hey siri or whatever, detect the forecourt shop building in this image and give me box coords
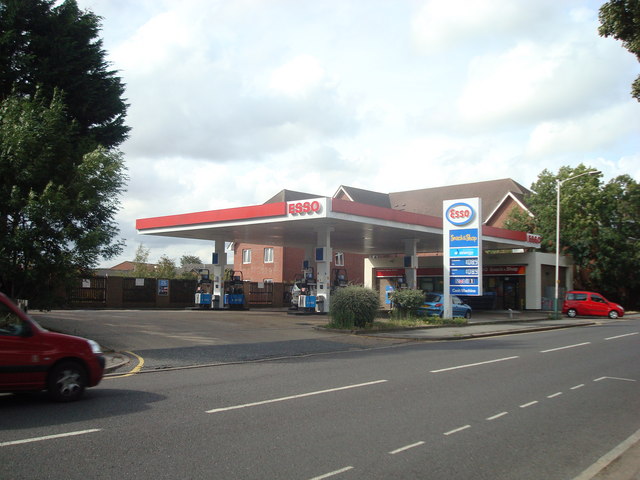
[136,179,571,312]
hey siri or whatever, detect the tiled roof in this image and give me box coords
[334,185,392,208]
[388,178,531,222]
[264,189,323,204]
[263,179,531,223]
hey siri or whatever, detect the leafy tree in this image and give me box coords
[130,244,153,278]
[180,255,203,267]
[599,0,640,102]
[505,165,640,307]
[0,91,126,303]
[0,0,128,305]
[178,255,203,279]
[156,255,177,279]
[0,0,129,147]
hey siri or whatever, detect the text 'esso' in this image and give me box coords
[446,203,475,226]
[288,201,322,215]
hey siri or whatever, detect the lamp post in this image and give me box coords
[554,170,599,319]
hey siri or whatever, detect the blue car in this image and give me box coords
[417,293,472,319]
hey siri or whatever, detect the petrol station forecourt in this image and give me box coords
[135,190,563,313]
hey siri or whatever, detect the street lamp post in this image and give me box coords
[553,170,599,320]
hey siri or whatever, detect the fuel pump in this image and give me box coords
[223,270,246,309]
[297,265,317,313]
[331,268,348,292]
[194,269,213,309]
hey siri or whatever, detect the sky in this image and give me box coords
[74,0,640,268]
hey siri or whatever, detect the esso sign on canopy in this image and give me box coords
[287,199,323,216]
[446,202,475,226]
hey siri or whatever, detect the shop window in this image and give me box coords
[264,247,274,263]
[334,251,344,266]
[242,249,251,264]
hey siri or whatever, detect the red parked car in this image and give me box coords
[0,292,105,401]
[562,291,625,319]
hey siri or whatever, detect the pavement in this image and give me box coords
[99,309,640,480]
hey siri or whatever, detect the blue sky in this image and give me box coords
[76,0,640,267]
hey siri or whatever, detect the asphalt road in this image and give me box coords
[29,309,414,370]
[1,311,638,479]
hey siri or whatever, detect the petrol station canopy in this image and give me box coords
[136,196,542,254]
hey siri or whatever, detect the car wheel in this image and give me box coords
[567,309,577,318]
[47,361,87,402]
[464,311,471,319]
[608,310,619,319]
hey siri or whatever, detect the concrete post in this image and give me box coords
[403,238,418,290]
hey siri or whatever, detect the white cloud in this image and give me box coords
[526,103,640,158]
[411,0,556,54]
[269,55,328,97]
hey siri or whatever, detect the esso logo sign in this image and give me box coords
[527,233,542,244]
[288,200,322,216]
[446,203,475,226]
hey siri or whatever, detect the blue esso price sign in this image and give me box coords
[443,198,482,299]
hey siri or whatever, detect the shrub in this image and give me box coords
[390,289,425,318]
[329,286,380,328]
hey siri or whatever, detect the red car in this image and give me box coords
[562,290,625,319]
[0,292,105,401]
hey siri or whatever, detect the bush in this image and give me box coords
[329,286,380,329]
[390,289,425,318]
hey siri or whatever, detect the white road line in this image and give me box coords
[444,425,471,436]
[571,384,585,390]
[605,332,639,341]
[430,356,519,373]
[486,412,509,421]
[206,380,388,414]
[389,441,425,455]
[308,466,354,480]
[594,376,637,383]
[520,401,539,408]
[573,428,640,480]
[0,429,101,447]
[547,392,563,399]
[540,342,591,353]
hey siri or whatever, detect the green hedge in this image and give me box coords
[329,286,379,328]
[390,289,425,318]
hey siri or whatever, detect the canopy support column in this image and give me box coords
[403,238,418,290]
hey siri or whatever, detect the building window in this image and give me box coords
[242,249,251,264]
[334,251,344,266]
[264,247,274,263]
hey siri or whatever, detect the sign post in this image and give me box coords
[443,198,482,318]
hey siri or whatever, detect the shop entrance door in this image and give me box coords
[502,277,519,310]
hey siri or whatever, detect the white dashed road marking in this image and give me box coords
[540,342,591,353]
[206,380,388,414]
[0,429,101,447]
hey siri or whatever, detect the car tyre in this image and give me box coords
[567,309,577,318]
[47,361,87,402]
[464,311,471,319]
[608,310,619,319]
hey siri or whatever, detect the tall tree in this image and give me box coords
[0,0,129,147]
[505,165,640,307]
[599,0,640,102]
[0,91,127,303]
[180,255,204,267]
[130,244,153,279]
[0,0,129,305]
[156,255,177,279]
